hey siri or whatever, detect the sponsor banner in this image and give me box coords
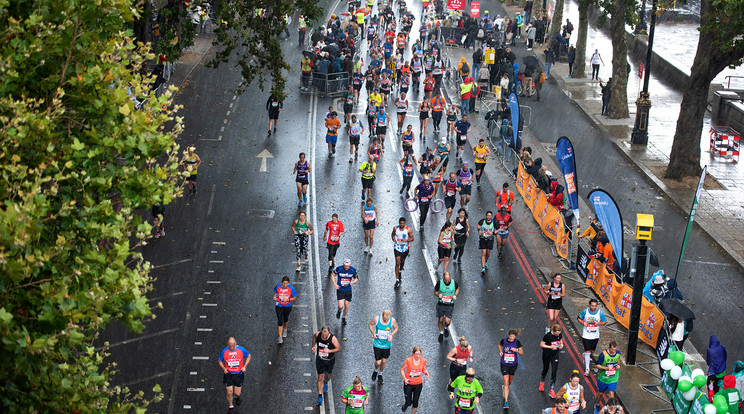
[556,136,580,220]
[515,163,568,259]
[509,93,519,147]
[588,189,623,264]
[470,1,480,17]
[447,0,466,11]
[576,245,590,281]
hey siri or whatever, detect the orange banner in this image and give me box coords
[584,258,665,347]
[515,163,568,259]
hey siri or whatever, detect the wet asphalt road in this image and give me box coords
[101,1,743,414]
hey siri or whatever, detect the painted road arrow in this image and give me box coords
[256,149,274,173]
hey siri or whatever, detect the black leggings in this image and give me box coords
[403,383,423,408]
[453,235,467,259]
[401,175,414,193]
[327,243,339,262]
[541,352,559,386]
[419,203,430,227]
[432,111,443,129]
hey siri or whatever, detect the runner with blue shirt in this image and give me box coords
[218,337,251,413]
[369,310,399,385]
[578,299,608,376]
[274,276,298,344]
[333,259,359,325]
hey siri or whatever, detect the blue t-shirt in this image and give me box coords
[455,120,471,136]
[218,345,249,373]
[274,284,297,307]
[334,266,358,291]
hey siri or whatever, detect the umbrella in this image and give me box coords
[302,50,317,59]
[659,298,695,321]
[522,55,539,70]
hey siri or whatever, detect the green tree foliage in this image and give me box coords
[666,0,744,179]
[209,0,323,98]
[0,0,182,411]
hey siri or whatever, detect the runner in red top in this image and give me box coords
[323,213,345,275]
[218,337,251,412]
[494,206,513,259]
[495,182,515,213]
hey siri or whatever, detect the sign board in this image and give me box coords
[576,245,590,281]
[447,0,465,11]
[639,62,644,79]
[470,1,480,17]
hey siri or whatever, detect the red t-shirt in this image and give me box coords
[326,221,345,245]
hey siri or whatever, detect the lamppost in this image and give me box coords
[630,0,657,146]
[634,0,648,34]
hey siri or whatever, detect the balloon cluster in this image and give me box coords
[659,351,730,413]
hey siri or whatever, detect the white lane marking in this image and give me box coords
[119,371,172,387]
[183,405,191,409]
[96,327,180,350]
[294,389,312,393]
[294,357,312,361]
[257,149,274,173]
[190,372,197,375]
[187,388,205,392]
[207,183,217,216]
[293,304,309,307]
[147,290,186,302]
[194,342,202,345]
[209,260,224,264]
[229,103,234,109]
[207,280,221,284]
[201,303,217,307]
[203,291,211,294]
[212,242,226,245]
[196,328,212,332]
[152,258,193,269]
[683,259,735,267]
[198,315,207,319]
[191,356,209,360]
[210,251,218,253]
[226,110,231,116]
[387,128,397,154]
[208,270,215,273]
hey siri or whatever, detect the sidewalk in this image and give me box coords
[168,32,216,93]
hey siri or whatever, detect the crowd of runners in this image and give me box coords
[215,0,625,413]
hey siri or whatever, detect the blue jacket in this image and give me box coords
[707,335,727,376]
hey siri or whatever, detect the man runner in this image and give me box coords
[333,259,359,325]
[325,111,341,156]
[349,115,364,162]
[577,298,607,376]
[453,114,471,162]
[392,217,414,288]
[218,337,251,414]
[495,182,515,213]
[594,341,621,414]
[414,177,436,228]
[359,154,377,201]
[312,326,341,406]
[324,213,345,276]
[494,205,513,259]
[443,172,461,222]
[472,139,491,187]
[369,309,399,385]
[457,162,474,209]
[435,271,459,342]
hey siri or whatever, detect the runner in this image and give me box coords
[401,124,415,155]
[362,198,379,254]
[495,205,513,259]
[472,138,491,187]
[446,105,458,141]
[343,85,355,125]
[437,221,456,272]
[399,151,417,197]
[544,273,565,332]
[368,137,383,163]
[379,71,392,106]
[312,326,341,406]
[325,111,341,157]
[452,208,470,264]
[414,176,436,228]
[418,99,431,139]
[395,92,409,135]
[457,162,474,209]
[359,154,377,200]
[448,367,484,414]
[324,213,345,275]
[291,212,314,271]
[454,114,471,163]
[577,298,607,376]
[436,136,451,171]
[292,152,311,206]
[431,156,444,194]
[151,203,166,239]
[556,371,587,413]
[392,217,414,288]
[542,397,569,414]
[435,271,459,342]
[400,346,430,413]
[594,341,621,414]
[424,72,436,100]
[274,276,298,344]
[443,172,461,222]
[418,147,435,179]
[349,115,365,163]
[499,329,524,409]
[495,182,515,213]
[366,102,379,138]
[446,337,474,385]
[539,324,565,397]
[218,337,251,414]
[266,94,283,135]
[341,376,370,413]
[333,259,359,325]
[352,67,364,103]
[183,146,201,196]
[411,54,423,94]
[477,211,495,273]
[598,398,624,414]
[375,105,390,148]
[369,309,399,385]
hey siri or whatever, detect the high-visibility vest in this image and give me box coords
[301,58,312,72]
[460,82,473,98]
[299,17,306,29]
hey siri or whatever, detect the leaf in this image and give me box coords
[119,104,131,116]
[0,308,13,323]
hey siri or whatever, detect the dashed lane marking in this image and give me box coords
[187,388,205,392]
[96,327,180,351]
[209,260,224,264]
[191,356,209,360]
[207,280,221,284]
[201,303,217,307]
[153,258,193,269]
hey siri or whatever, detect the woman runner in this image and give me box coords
[341,376,370,414]
[446,337,474,385]
[446,105,458,141]
[499,329,524,409]
[452,208,470,264]
[539,325,565,397]
[556,371,587,413]
[437,221,456,272]
[292,152,312,206]
[399,151,417,196]
[418,100,431,139]
[395,92,409,135]
[291,212,314,271]
[400,346,429,413]
[544,273,566,332]
[361,198,379,254]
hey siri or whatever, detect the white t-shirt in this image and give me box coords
[591,53,602,65]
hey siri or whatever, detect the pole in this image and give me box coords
[630,0,657,145]
[627,240,648,365]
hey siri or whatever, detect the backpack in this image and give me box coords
[539,72,546,83]
[568,22,574,32]
[517,71,523,82]
[461,62,469,74]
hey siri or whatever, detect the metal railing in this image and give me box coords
[300,71,350,97]
[725,75,744,89]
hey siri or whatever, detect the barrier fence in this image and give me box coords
[300,71,350,97]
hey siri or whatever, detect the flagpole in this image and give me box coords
[673,166,706,281]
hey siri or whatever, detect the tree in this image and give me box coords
[209,0,322,98]
[549,0,566,38]
[572,0,596,79]
[607,0,631,118]
[0,0,182,411]
[666,0,744,179]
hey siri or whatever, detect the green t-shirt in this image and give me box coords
[342,385,368,414]
[450,376,483,411]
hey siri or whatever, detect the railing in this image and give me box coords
[300,71,350,97]
[725,75,744,89]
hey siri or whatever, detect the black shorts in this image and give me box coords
[437,246,452,259]
[456,135,467,146]
[363,220,376,230]
[350,134,360,146]
[444,196,457,209]
[475,162,486,172]
[479,238,494,250]
[436,302,454,318]
[344,103,354,114]
[376,126,387,136]
[187,174,197,182]
[402,144,412,154]
[582,338,599,352]
[394,249,409,258]
[366,81,374,90]
[223,372,245,387]
[547,298,563,310]
[275,306,292,326]
[354,83,362,91]
[269,111,279,120]
[460,185,472,196]
[449,362,467,382]
[362,177,375,189]
[296,177,309,185]
[441,156,450,168]
[316,357,335,374]
[419,112,429,120]
[336,289,353,302]
[447,115,457,122]
[500,363,518,376]
[373,346,391,360]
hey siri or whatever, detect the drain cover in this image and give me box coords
[247,209,275,218]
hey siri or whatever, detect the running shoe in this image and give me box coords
[303,194,307,202]
[401,403,408,412]
[298,200,303,207]
[362,192,366,200]
[277,337,283,344]
[584,369,590,377]
[484,262,488,269]
[160,229,165,237]
[394,280,400,288]
[594,405,600,414]
[273,127,276,133]
[154,232,160,239]
[342,317,347,325]
[235,396,241,406]
[336,308,342,319]
[438,333,444,342]
[457,258,462,264]
[504,401,509,409]
[332,147,336,154]
[377,374,383,384]
[316,396,323,406]
[323,383,328,393]
[372,371,378,381]
[549,389,556,398]
[296,265,301,272]
[227,407,234,414]
[481,267,485,273]
[282,329,288,338]
[268,130,272,135]
[364,246,369,253]
[444,327,450,337]
[539,381,544,391]
[349,157,353,163]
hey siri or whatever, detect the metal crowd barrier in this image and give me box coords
[300,71,350,97]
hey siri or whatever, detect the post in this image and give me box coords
[627,240,648,365]
[630,0,657,146]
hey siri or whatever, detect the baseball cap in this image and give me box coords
[343,259,351,265]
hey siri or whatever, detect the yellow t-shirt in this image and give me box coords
[474,145,488,164]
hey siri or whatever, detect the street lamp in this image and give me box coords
[630,0,657,146]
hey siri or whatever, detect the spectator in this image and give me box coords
[537,166,551,194]
[544,46,555,78]
[707,335,728,397]
[527,157,543,180]
[547,181,564,208]
[500,73,510,97]
[526,24,536,50]
[472,47,483,85]
[600,77,612,115]
[567,46,576,77]
[523,0,534,25]
[642,270,669,304]
[458,57,471,82]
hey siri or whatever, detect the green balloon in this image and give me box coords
[713,395,728,414]
[693,375,706,389]
[678,379,693,392]
[670,351,685,366]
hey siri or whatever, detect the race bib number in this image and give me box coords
[569,401,580,411]
[377,329,391,340]
[409,369,421,378]
[447,190,455,196]
[551,340,562,348]
[606,365,616,376]
[319,349,329,358]
[340,279,350,286]
[331,235,339,242]
[278,295,290,303]
[227,360,239,368]
[456,358,467,366]
[458,397,472,408]
[587,322,597,332]
[349,395,364,408]
[441,295,453,304]
[503,352,515,364]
